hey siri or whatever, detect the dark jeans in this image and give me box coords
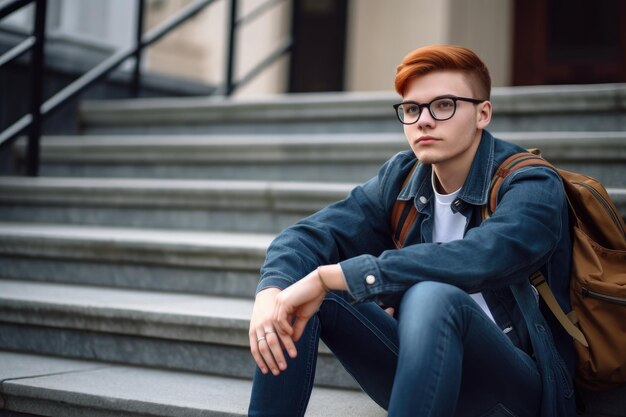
[248,281,541,417]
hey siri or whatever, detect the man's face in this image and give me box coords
[401,71,490,167]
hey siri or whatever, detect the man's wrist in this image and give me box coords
[316,264,348,291]
[316,267,331,292]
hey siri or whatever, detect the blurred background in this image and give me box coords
[0,1,624,416]
[2,0,625,97]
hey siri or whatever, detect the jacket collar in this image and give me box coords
[397,130,496,211]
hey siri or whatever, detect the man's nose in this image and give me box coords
[417,106,435,127]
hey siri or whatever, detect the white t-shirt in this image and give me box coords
[431,172,496,323]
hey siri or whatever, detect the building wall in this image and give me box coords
[143,0,512,96]
[143,0,290,96]
[345,0,450,93]
[1,0,511,96]
[447,0,513,89]
[143,0,226,88]
[344,0,513,93]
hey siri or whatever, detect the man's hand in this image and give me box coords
[249,287,292,376]
[272,270,328,349]
[249,265,346,376]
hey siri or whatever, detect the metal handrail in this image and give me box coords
[225,0,292,95]
[0,0,45,176]
[0,0,32,19]
[0,34,34,67]
[0,0,293,176]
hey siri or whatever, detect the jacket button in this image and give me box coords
[365,275,376,285]
[419,196,427,204]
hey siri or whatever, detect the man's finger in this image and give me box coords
[291,317,309,342]
[273,306,294,336]
[264,330,287,371]
[249,332,269,374]
[277,330,298,359]
[256,329,280,376]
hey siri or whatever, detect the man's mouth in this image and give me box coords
[416,136,440,145]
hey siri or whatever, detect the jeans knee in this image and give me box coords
[400,281,468,318]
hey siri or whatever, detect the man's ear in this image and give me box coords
[476,100,492,129]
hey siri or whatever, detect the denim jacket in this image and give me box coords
[258,130,576,417]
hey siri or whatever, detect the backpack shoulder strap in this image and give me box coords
[391,161,419,248]
[484,150,589,347]
[482,150,554,220]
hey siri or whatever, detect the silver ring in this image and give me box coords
[264,328,275,334]
[257,336,266,342]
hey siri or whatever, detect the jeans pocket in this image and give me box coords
[478,403,518,417]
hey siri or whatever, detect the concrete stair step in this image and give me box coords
[21,133,406,182]
[77,84,626,134]
[0,222,269,297]
[1,178,624,231]
[0,177,352,233]
[0,279,356,389]
[12,131,626,185]
[0,351,384,416]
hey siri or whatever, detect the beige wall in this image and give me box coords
[144,0,513,96]
[345,0,451,93]
[144,0,225,85]
[345,0,513,93]
[144,0,290,96]
[234,0,291,96]
[448,0,513,88]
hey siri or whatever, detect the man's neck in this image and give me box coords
[432,132,482,194]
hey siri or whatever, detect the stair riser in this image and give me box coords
[3,397,144,417]
[1,190,624,233]
[0,406,40,417]
[0,323,358,390]
[0,256,259,298]
[82,114,626,135]
[37,162,388,183]
[79,83,626,136]
[3,394,241,417]
[0,207,307,234]
[33,160,626,186]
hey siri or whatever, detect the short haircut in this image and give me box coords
[395,45,491,100]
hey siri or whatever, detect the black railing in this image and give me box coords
[0,0,293,176]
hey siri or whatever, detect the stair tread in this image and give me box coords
[0,176,357,191]
[78,83,626,121]
[0,278,252,346]
[0,350,385,417]
[1,175,624,194]
[0,222,274,249]
[25,130,626,145]
[0,278,253,319]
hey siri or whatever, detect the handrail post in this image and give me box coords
[131,0,145,97]
[224,0,237,96]
[27,0,47,177]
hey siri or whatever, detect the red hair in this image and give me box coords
[395,45,491,99]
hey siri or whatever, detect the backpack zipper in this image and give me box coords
[582,287,626,306]
[573,181,626,235]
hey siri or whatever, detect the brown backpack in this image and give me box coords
[391,150,626,391]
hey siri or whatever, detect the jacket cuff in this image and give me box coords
[339,254,383,301]
[256,276,294,294]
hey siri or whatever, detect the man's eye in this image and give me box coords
[405,104,420,114]
[435,100,454,110]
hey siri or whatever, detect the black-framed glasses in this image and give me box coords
[392,95,485,125]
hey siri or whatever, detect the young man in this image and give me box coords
[248,45,576,417]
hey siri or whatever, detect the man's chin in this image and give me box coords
[412,151,439,164]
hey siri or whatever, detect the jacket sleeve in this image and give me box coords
[256,152,414,294]
[340,165,568,301]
